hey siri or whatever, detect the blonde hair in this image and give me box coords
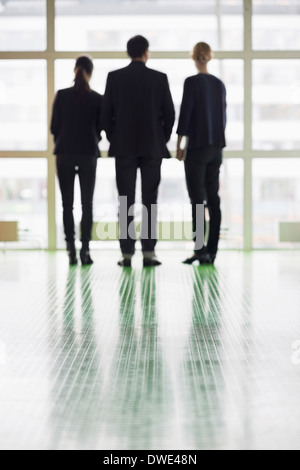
[192,42,213,64]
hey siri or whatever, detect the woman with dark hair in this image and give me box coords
[51,56,103,266]
[177,42,227,266]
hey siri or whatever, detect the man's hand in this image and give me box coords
[176,148,185,161]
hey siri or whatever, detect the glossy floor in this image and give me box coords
[0,251,300,450]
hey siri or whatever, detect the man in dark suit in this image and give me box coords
[103,35,175,268]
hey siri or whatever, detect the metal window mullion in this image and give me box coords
[243,0,253,251]
[46,0,56,250]
[2,51,300,60]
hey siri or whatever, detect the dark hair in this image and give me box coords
[74,56,94,93]
[127,35,149,59]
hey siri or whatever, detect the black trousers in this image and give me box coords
[185,146,222,256]
[56,155,97,244]
[115,156,162,256]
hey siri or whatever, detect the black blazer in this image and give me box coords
[51,87,103,158]
[103,61,175,159]
[177,74,227,150]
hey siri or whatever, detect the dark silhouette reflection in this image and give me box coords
[45,261,255,450]
[102,268,166,450]
[181,266,225,449]
[238,255,254,449]
[48,267,102,450]
[182,263,256,450]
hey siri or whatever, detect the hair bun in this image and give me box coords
[192,42,212,64]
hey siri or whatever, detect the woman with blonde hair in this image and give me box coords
[177,42,227,265]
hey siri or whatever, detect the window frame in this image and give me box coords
[0,0,299,250]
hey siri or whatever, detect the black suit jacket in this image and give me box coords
[177,74,227,150]
[51,87,103,158]
[103,61,175,159]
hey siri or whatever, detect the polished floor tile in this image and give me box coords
[0,250,300,450]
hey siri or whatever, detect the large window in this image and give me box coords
[253,0,300,50]
[253,60,300,150]
[0,0,299,250]
[253,159,300,248]
[55,0,244,51]
[0,60,47,151]
[0,0,46,51]
[0,159,47,248]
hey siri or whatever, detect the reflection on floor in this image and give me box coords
[0,251,300,450]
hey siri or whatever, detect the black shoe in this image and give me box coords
[199,253,216,265]
[67,242,78,266]
[209,253,216,265]
[143,257,162,268]
[183,254,199,265]
[183,252,215,266]
[80,248,94,266]
[118,259,132,268]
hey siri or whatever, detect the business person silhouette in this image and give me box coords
[104,268,166,449]
[103,36,175,268]
[48,267,102,449]
[51,56,103,266]
[177,42,227,266]
[182,265,223,449]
